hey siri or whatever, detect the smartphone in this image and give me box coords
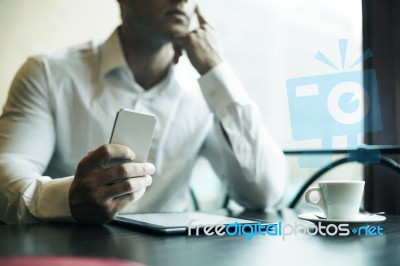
[108,108,157,164]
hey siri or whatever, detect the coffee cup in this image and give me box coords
[304,180,365,220]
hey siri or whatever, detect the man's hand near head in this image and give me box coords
[173,6,223,75]
[69,144,155,225]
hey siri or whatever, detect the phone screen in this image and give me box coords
[108,108,157,164]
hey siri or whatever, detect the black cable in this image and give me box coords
[189,187,200,211]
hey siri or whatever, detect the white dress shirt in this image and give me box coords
[0,29,286,224]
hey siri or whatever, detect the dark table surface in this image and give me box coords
[0,209,399,266]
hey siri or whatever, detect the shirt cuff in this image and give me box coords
[36,176,75,222]
[198,62,251,118]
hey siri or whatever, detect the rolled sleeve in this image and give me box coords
[198,62,251,118]
[30,176,75,222]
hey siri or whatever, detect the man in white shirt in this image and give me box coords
[0,0,286,224]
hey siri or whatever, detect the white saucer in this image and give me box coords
[297,212,386,224]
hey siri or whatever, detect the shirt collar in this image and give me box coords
[141,66,176,99]
[99,28,128,77]
[99,28,180,98]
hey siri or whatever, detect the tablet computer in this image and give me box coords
[113,212,267,235]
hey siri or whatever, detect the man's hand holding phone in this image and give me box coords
[69,144,155,225]
[69,109,157,225]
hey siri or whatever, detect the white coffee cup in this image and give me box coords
[304,180,365,220]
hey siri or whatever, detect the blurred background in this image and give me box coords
[0,0,364,211]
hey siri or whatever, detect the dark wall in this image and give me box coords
[363,0,400,213]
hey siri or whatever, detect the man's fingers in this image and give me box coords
[99,162,155,184]
[111,188,147,213]
[81,144,135,169]
[196,5,208,26]
[102,175,152,200]
[116,188,147,206]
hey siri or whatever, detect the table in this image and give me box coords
[0,209,399,266]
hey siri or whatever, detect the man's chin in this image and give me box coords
[164,24,191,36]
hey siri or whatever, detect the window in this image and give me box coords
[192,0,363,209]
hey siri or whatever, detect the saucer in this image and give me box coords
[297,212,386,224]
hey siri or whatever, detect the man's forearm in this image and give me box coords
[198,62,287,208]
[0,158,75,224]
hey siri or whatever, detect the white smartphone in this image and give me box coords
[108,108,157,164]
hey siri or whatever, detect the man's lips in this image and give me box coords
[165,9,188,21]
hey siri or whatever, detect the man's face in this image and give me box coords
[121,0,197,37]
